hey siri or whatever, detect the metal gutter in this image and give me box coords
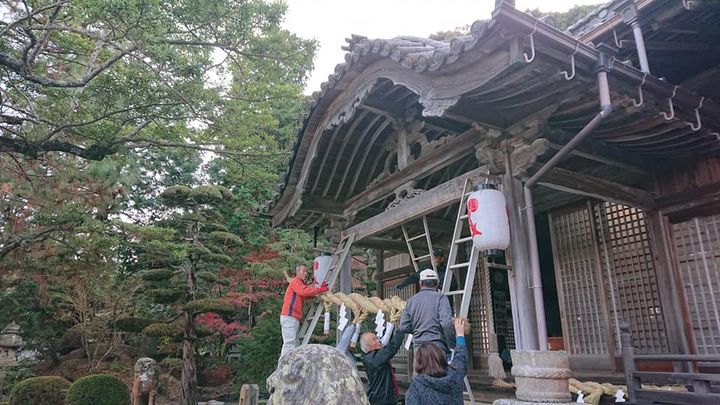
[520,41,615,350]
[492,2,716,117]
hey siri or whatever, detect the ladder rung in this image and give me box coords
[445,290,465,296]
[449,262,470,269]
[407,233,427,242]
[414,254,432,261]
[459,214,468,220]
[454,236,472,244]
[487,263,512,270]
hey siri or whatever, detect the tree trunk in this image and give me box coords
[181,218,200,405]
[180,310,197,405]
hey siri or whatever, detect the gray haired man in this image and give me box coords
[399,269,455,356]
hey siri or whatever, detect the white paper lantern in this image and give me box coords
[313,253,333,288]
[466,184,510,252]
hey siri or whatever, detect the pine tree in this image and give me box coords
[135,185,241,405]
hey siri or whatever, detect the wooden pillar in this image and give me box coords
[375,249,385,298]
[620,323,640,403]
[337,250,353,343]
[503,154,539,350]
[645,211,692,357]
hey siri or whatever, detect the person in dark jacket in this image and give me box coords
[405,318,468,405]
[396,249,458,310]
[399,269,455,356]
[359,328,405,405]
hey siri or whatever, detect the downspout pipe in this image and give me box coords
[522,44,614,350]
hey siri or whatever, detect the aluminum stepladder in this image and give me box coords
[298,232,356,346]
[401,216,438,274]
[443,178,478,404]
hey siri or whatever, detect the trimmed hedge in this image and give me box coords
[9,376,70,405]
[65,374,130,405]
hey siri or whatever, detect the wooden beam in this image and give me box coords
[303,197,344,215]
[538,167,655,210]
[618,40,709,52]
[355,237,408,252]
[548,143,645,175]
[651,21,720,36]
[344,126,493,215]
[346,166,491,241]
[655,181,720,215]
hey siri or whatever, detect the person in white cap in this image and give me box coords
[399,268,455,357]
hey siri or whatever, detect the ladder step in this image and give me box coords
[449,262,470,269]
[454,236,473,244]
[487,263,512,270]
[459,214,468,220]
[445,290,465,296]
[407,233,427,242]
[414,254,432,261]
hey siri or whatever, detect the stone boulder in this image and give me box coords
[266,344,368,405]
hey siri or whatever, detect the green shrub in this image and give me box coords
[65,374,129,405]
[9,376,70,405]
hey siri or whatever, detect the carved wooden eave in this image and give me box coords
[267,2,720,230]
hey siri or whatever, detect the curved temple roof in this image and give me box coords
[267,1,720,228]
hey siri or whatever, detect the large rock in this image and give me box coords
[266,344,368,405]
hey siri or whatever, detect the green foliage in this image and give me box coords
[114,317,156,333]
[184,299,237,316]
[148,288,187,304]
[160,358,184,371]
[142,322,184,338]
[141,269,175,282]
[65,375,130,405]
[0,360,36,399]
[526,5,600,31]
[232,302,282,391]
[9,376,70,405]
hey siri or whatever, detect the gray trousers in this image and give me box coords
[280,315,299,357]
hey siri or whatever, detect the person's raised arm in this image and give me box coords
[372,329,406,365]
[450,318,468,383]
[399,303,412,334]
[291,278,328,297]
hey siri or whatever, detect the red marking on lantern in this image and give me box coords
[314,260,319,270]
[468,216,483,237]
[467,198,479,213]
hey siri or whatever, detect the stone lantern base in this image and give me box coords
[493,350,575,405]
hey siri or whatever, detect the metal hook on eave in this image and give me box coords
[561,42,580,80]
[612,30,630,48]
[713,132,720,141]
[632,72,648,107]
[659,85,678,121]
[682,0,691,10]
[687,96,704,131]
[523,21,538,63]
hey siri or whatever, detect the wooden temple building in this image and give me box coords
[267,0,720,398]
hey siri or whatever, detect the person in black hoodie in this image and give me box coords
[359,328,405,405]
[405,318,468,405]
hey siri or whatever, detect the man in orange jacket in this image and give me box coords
[280,264,329,357]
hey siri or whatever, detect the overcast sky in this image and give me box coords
[282,0,607,93]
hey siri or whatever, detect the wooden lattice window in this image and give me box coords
[672,215,720,355]
[383,277,415,359]
[595,203,668,354]
[550,203,610,355]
